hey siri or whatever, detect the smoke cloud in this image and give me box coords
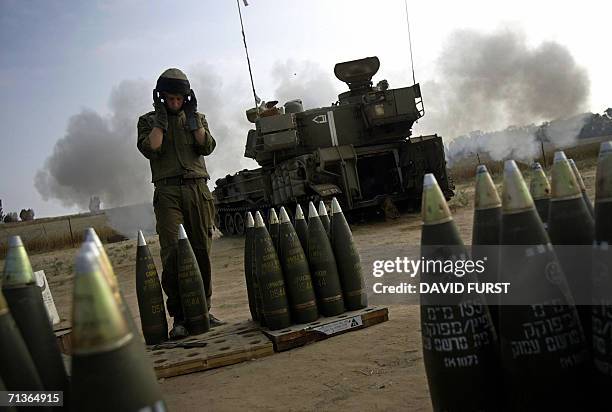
[272,59,340,110]
[412,28,591,164]
[35,79,153,210]
[418,28,590,139]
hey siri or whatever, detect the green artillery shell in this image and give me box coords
[548,152,594,337]
[0,288,45,394]
[307,202,345,317]
[1,236,69,397]
[277,207,318,324]
[268,208,280,252]
[318,201,331,238]
[471,165,502,333]
[244,212,259,321]
[330,198,367,310]
[472,165,502,245]
[592,141,612,405]
[420,173,500,412]
[254,212,291,330]
[294,204,309,254]
[71,242,166,412]
[177,224,210,334]
[499,160,588,410]
[529,161,551,228]
[136,231,168,345]
[569,158,594,218]
[85,228,140,336]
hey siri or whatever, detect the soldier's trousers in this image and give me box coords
[153,179,215,323]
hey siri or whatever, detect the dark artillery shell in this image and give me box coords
[244,221,259,321]
[330,200,367,311]
[499,161,588,410]
[72,336,166,412]
[254,218,291,330]
[421,222,501,412]
[177,236,210,334]
[0,302,45,393]
[136,243,168,345]
[277,217,319,324]
[3,285,69,395]
[307,207,345,317]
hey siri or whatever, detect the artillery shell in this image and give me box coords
[307,202,345,317]
[254,212,291,330]
[71,242,166,411]
[277,207,318,324]
[135,230,168,345]
[177,224,210,334]
[2,236,69,397]
[330,198,367,310]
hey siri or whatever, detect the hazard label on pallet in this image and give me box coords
[262,306,389,352]
[311,315,363,335]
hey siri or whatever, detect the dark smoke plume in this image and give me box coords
[35,79,153,210]
[415,28,590,162]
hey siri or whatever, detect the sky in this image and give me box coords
[0,0,610,218]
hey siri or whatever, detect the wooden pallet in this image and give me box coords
[262,305,389,352]
[146,320,274,378]
[54,326,72,354]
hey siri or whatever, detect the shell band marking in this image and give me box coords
[321,295,343,303]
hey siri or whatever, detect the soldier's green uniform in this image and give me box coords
[137,68,217,334]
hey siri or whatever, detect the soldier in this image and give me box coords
[137,68,223,339]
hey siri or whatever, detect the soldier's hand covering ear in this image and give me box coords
[184,89,202,131]
[152,89,168,131]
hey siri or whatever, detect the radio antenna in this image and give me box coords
[236,0,260,110]
[404,0,417,85]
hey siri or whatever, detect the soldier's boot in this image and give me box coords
[208,314,226,327]
[169,321,189,340]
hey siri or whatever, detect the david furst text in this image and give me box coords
[372,282,511,295]
[370,257,511,295]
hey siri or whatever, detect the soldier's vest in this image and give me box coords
[148,111,210,182]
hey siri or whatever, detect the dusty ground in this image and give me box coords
[0,160,598,411]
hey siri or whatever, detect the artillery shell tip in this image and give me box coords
[318,201,328,216]
[246,212,254,228]
[331,197,342,214]
[475,164,488,174]
[504,159,519,173]
[75,242,100,274]
[8,235,23,248]
[269,208,279,224]
[553,151,567,163]
[308,201,318,219]
[254,211,265,228]
[295,204,305,220]
[178,224,188,240]
[279,207,290,223]
[423,173,437,188]
[137,230,146,246]
[84,227,103,247]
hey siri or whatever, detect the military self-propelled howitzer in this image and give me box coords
[213,56,454,235]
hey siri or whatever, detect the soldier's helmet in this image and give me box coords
[156,68,190,96]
